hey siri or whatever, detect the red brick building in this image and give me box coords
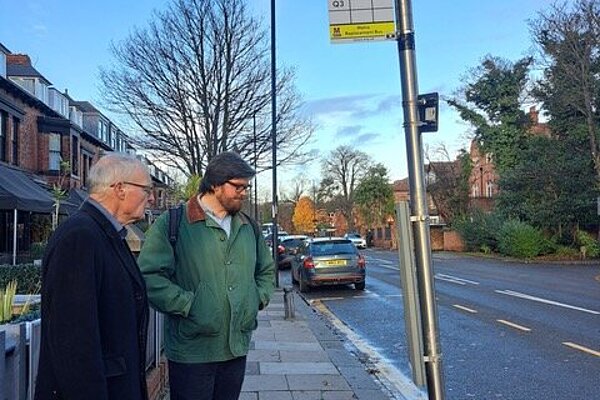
[0,44,175,261]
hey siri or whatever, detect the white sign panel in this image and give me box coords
[328,0,396,43]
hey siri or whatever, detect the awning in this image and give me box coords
[0,163,55,213]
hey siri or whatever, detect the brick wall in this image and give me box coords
[443,230,465,252]
[430,226,444,251]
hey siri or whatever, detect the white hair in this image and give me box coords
[87,153,150,194]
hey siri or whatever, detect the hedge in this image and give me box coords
[0,264,42,294]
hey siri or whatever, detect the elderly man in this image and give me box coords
[35,153,154,400]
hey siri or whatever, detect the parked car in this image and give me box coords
[264,232,289,248]
[291,237,366,292]
[277,235,309,269]
[344,233,367,249]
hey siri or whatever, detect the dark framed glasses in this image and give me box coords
[226,180,252,193]
[119,181,154,195]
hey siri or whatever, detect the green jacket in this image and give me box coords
[138,197,275,363]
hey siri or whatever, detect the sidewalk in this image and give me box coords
[240,288,398,400]
[162,288,407,399]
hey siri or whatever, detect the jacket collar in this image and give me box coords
[186,195,207,223]
[186,195,250,225]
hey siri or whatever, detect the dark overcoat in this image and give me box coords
[34,202,149,400]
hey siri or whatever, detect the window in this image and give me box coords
[11,117,18,165]
[0,111,6,162]
[486,181,494,198]
[49,133,62,171]
[71,136,79,176]
[0,52,5,77]
[471,183,480,198]
[82,153,92,187]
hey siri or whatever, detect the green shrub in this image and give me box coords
[452,210,502,252]
[0,264,42,294]
[29,242,47,260]
[575,230,600,258]
[554,245,580,258]
[496,220,547,259]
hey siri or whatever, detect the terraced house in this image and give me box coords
[0,42,175,264]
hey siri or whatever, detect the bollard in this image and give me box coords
[283,286,295,320]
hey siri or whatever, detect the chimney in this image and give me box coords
[7,54,31,66]
[529,106,539,124]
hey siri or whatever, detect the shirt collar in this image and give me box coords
[86,197,125,234]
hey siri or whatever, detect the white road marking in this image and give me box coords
[562,342,600,357]
[435,273,480,285]
[497,319,531,332]
[385,294,403,298]
[453,304,478,313]
[434,275,466,285]
[308,297,344,302]
[495,289,600,315]
[312,300,427,400]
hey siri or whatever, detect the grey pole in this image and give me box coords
[394,0,445,398]
[271,0,279,288]
[253,113,259,221]
[13,209,17,265]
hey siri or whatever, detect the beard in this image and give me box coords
[217,191,245,214]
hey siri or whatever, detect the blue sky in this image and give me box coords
[1,0,551,190]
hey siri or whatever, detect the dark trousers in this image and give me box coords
[168,357,247,400]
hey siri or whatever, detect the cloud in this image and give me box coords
[352,132,380,146]
[335,125,363,138]
[302,94,377,118]
[33,24,48,36]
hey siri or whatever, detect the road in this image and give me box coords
[279,249,600,400]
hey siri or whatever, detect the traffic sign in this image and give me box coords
[328,0,396,44]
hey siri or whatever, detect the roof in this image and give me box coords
[71,100,101,114]
[6,63,52,85]
[393,178,409,192]
[0,76,63,119]
[0,163,56,213]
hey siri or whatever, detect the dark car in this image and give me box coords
[277,235,308,269]
[291,237,366,292]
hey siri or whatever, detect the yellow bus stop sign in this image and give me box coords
[328,0,396,43]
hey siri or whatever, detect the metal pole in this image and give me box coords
[394,0,445,399]
[13,209,17,265]
[253,113,259,221]
[270,0,279,288]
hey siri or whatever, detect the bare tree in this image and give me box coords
[425,145,472,223]
[100,0,313,176]
[281,175,308,205]
[320,146,371,231]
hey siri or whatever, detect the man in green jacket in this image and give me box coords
[138,152,275,400]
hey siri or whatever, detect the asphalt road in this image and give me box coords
[280,249,600,400]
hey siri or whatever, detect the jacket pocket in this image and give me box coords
[179,282,222,337]
[240,285,260,332]
[103,355,127,378]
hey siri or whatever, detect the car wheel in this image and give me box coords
[354,281,366,291]
[299,277,309,293]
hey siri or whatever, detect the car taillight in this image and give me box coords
[277,245,285,254]
[357,254,366,268]
[303,257,315,269]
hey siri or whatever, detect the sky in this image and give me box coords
[0,0,552,194]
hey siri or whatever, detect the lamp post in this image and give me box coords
[253,113,259,220]
[270,0,279,288]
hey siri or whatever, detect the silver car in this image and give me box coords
[291,237,366,292]
[344,233,367,249]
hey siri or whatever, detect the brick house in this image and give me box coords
[467,106,550,212]
[0,44,175,261]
